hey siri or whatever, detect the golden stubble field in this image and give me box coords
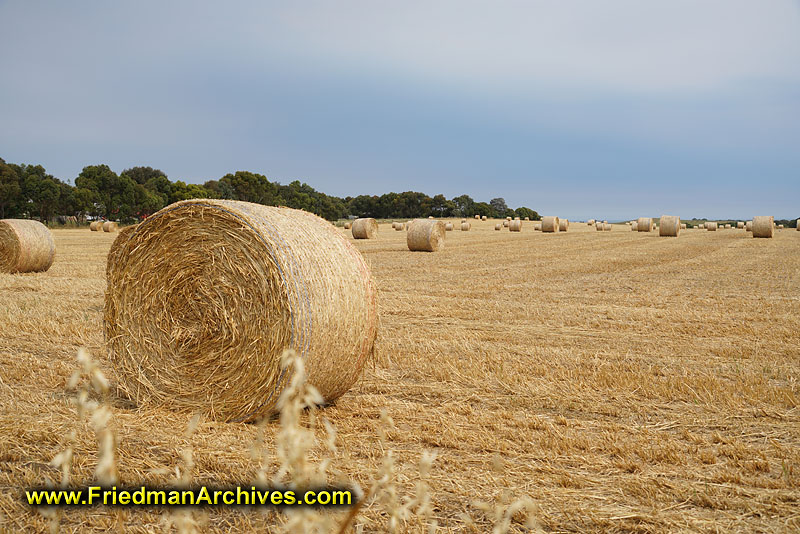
[1,221,798,533]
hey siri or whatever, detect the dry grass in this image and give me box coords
[1,222,799,532]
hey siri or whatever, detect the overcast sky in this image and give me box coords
[1,1,798,219]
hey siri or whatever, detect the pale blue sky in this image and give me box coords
[1,1,798,219]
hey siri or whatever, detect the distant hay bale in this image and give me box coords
[752,216,774,238]
[541,216,560,233]
[506,216,512,221]
[428,216,434,219]
[104,199,377,422]
[407,219,446,252]
[524,217,529,221]
[503,220,509,227]
[637,218,652,232]
[481,215,487,221]
[778,224,784,229]
[394,222,404,231]
[509,220,522,232]
[597,223,605,232]
[344,222,352,230]
[680,223,687,230]
[725,224,731,229]
[102,221,118,233]
[391,222,397,229]
[534,223,541,231]
[89,221,102,231]
[0,219,56,273]
[588,219,595,225]
[445,222,454,231]
[352,218,378,239]
[461,222,471,231]
[558,219,569,232]
[604,223,612,231]
[474,214,480,219]
[737,221,744,229]
[797,219,800,231]
[631,222,638,231]
[706,222,717,231]
[461,218,467,223]
[659,215,681,237]
[494,223,501,230]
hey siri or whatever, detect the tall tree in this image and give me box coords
[0,159,21,218]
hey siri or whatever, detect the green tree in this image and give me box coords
[0,158,21,218]
[514,207,539,220]
[489,197,508,216]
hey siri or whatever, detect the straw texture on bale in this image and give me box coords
[106,225,139,279]
[104,199,378,422]
[494,223,501,230]
[102,221,118,233]
[407,219,446,252]
[90,221,102,231]
[0,219,56,273]
[706,222,717,231]
[559,219,569,232]
[352,218,378,239]
[751,216,774,238]
[343,222,352,230]
[461,222,471,231]
[541,216,560,233]
[509,220,522,232]
[659,215,681,237]
[637,218,652,232]
[445,222,454,231]
[737,222,744,229]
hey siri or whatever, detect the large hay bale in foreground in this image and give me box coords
[407,219,446,252]
[541,216,560,233]
[637,218,652,232]
[509,220,522,232]
[106,225,139,278]
[659,215,681,237]
[461,222,471,231]
[0,219,56,273]
[559,219,569,232]
[102,221,118,233]
[706,222,717,231]
[752,216,774,238]
[90,221,102,231]
[352,218,378,239]
[104,200,378,422]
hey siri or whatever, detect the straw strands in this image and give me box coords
[659,215,681,237]
[352,218,378,239]
[0,219,56,273]
[104,199,378,422]
[541,216,560,233]
[752,216,774,238]
[407,219,446,252]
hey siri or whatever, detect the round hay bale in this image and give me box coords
[89,221,102,231]
[104,200,377,422]
[391,222,398,229]
[659,215,681,237]
[524,217,530,221]
[0,219,56,273]
[604,223,612,231]
[352,218,378,239]
[106,224,139,279]
[796,219,800,231]
[102,221,118,233]
[503,220,509,227]
[588,219,595,225]
[597,223,605,232]
[558,219,569,232]
[534,223,541,231]
[509,220,522,232]
[506,216,512,221]
[637,218,652,232]
[725,224,731,229]
[706,222,717,231]
[461,222,471,231]
[481,215,487,221]
[680,223,686,230]
[778,224,784,229]
[407,219,446,252]
[445,222,454,231]
[631,222,638,231]
[461,218,467,223]
[474,214,480,220]
[541,216,560,233]
[494,223,502,230]
[428,216,434,219]
[737,221,744,229]
[343,222,352,230]
[394,222,404,231]
[752,216,774,238]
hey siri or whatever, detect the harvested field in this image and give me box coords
[1,223,798,533]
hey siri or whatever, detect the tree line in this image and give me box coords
[0,157,540,223]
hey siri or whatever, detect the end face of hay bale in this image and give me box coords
[461,222,471,231]
[494,223,502,230]
[352,218,378,239]
[659,215,681,237]
[509,220,522,232]
[637,217,652,232]
[541,216,560,232]
[558,219,569,232]
[407,219,446,252]
[0,219,56,273]
[445,222,454,231]
[752,216,774,238]
[105,200,378,422]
